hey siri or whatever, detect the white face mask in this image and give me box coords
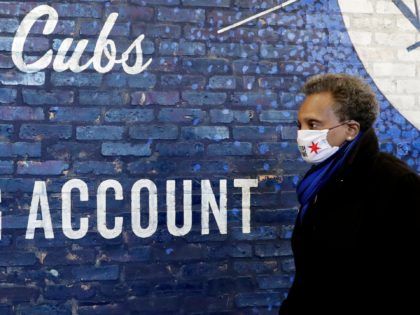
[296,122,349,164]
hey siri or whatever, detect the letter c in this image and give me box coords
[12,4,57,73]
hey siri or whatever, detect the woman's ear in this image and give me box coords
[346,120,360,140]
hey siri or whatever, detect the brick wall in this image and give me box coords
[338,0,420,130]
[0,0,419,314]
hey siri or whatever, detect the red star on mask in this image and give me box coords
[309,141,321,154]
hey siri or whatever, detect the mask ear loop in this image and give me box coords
[328,120,356,141]
[326,120,353,148]
[328,120,351,131]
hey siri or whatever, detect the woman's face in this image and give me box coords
[297,91,360,147]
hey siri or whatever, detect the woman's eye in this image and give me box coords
[295,121,319,129]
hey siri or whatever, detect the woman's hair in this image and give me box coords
[301,73,379,131]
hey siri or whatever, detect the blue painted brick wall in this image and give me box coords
[0,0,419,314]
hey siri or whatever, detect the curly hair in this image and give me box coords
[301,73,379,131]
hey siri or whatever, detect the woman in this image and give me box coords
[278,73,420,314]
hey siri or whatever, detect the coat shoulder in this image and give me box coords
[372,152,419,181]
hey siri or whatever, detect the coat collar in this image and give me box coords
[333,126,380,179]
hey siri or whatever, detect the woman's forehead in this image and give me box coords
[298,92,338,121]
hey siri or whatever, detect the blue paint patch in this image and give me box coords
[259,144,269,154]
[223,163,229,172]
[231,208,240,217]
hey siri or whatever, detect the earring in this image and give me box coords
[347,137,352,140]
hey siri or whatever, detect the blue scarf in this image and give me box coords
[296,130,364,224]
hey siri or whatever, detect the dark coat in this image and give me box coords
[278,127,420,315]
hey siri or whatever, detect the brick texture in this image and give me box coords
[0,0,418,314]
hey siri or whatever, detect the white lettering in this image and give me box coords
[97,179,123,239]
[201,179,227,235]
[234,178,259,233]
[167,180,192,236]
[26,181,54,239]
[131,179,158,238]
[18,178,258,239]
[12,5,56,73]
[62,179,89,239]
[12,5,152,74]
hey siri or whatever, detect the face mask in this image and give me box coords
[297,121,349,164]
